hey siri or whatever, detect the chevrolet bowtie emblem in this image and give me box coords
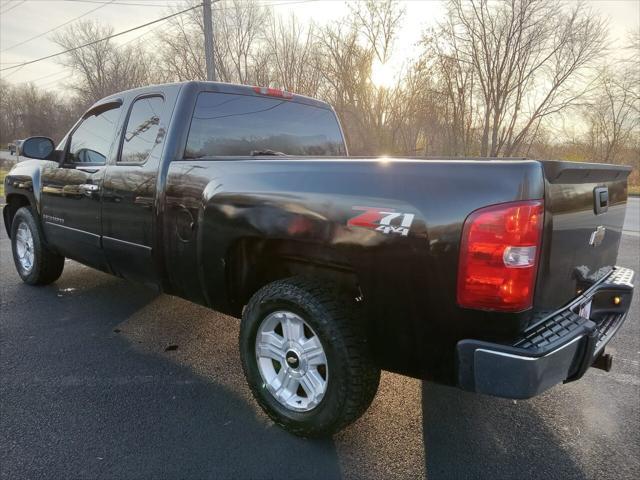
[589,226,606,247]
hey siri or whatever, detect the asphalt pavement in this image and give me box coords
[624,195,639,234]
[0,199,639,480]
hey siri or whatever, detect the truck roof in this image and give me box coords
[95,81,332,111]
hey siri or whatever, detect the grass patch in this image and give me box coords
[0,168,8,198]
[629,185,640,196]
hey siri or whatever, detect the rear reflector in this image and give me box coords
[457,200,544,312]
[253,86,293,99]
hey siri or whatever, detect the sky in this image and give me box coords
[0,0,638,93]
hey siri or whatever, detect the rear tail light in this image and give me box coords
[253,86,293,99]
[457,200,544,312]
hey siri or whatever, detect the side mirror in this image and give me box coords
[19,136,55,160]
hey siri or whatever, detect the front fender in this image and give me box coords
[4,159,50,212]
[3,160,51,235]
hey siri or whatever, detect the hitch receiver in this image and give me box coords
[592,351,613,372]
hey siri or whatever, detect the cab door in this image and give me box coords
[101,92,173,288]
[40,101,123,271]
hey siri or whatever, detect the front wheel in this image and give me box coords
[11,207,65,285]
[239,277,380,437]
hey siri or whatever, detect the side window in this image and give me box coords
[67,105,121,165]
[119,96,165,164]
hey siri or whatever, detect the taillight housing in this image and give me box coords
[457,200,544,312]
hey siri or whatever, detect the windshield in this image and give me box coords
[185,92,346,158]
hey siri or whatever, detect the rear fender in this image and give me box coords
[197,187,356,315]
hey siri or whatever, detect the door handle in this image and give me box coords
[79,184,99,192]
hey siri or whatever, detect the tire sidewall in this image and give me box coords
[241,294,351,433]
[11,208,43,285]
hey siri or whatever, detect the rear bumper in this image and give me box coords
[457,266,634,399]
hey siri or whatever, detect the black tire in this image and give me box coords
[10,206,65,285]
[239,277,380,437]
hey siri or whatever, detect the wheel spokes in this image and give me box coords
[255,310,328,412]
[15,230,26,245]
[275,368,299,402]
[256,331,285,361]
[300,368,325,404]
[281,314,304,343]
[301,336,327,367]
[15,223,35,272]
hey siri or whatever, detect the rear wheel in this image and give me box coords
[10,207,65,285]
[239,277,380,437]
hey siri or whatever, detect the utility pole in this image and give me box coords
[203,0,216,81]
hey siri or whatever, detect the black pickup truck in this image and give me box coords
[4,81,635,436]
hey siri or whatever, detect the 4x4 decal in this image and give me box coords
[347,206,415,236]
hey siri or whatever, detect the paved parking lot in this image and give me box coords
[1,199,638,480]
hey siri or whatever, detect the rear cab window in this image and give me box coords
[184,92,346,158]
[119,95,165,164]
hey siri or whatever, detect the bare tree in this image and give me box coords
[315,23,373,153]
[621,32,640,117]
[4,0,635,198]
[316,0,416,155]
[585,63,639,164]
[52,20,154,105]
[215,0,270,84]
[0,80,78,143]
[155,0,269,84]
[154,3,206,81]
[351,0,405,63]
[421,21,477,155]
[435,0,607,157]
[265,14,322,97]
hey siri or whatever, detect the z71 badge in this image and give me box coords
[348,206,415,236]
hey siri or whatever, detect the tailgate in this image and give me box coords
[534,160,632,311]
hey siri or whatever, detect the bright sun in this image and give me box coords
[370,59,396,89]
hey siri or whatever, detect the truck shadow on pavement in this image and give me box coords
[421,382,587,480]
[2,268,341,480]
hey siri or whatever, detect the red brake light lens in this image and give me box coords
[457,200,544,312]
[252,86,293,99]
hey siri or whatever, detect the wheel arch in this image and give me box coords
[3,194,32,238]
[224,237,361,316]
[3,161,44,238]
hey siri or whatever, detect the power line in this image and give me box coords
[12,0,172,6]
[3,0,317,80]
[9,13,179,85]
[65,0,174,6]
[1,0,116,53]
[0,2,203,72]
[118,15,169,46]
[18,68,70,85]
[2,64,25,79]
[0,0,25,14]
[38,73,73,88]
